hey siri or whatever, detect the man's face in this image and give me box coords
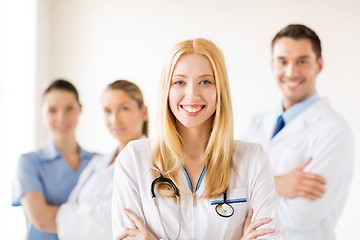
[272,37,323,110]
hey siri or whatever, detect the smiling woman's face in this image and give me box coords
[169,53,217,131]
[102,89,147,146]
[42,89,82,141]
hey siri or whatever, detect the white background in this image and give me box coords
[1,0,359,239]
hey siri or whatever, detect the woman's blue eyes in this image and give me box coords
[173,80,212,85]
[200,80,211,85]
[174,81,185,85]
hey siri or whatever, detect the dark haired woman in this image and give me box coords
[12,79,97,240]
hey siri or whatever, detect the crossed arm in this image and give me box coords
[21,192,59,233]
[116,208,274,240]
[273,126,354,230]
[274,157,326,200]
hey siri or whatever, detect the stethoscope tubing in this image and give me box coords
[150,174,233,239]
[151,175,181,240]
[151,175,179,198]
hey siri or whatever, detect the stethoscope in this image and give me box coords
[150,174,234,240]
[214,191,234,218]
[151,174,181,240]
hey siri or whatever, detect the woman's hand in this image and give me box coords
[117,208,158,240]
[240,209,275,240]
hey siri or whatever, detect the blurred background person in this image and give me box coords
[242,24,354,240]
[55,80,148,240]
[12,79,97,240]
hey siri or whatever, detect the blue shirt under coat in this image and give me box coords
[280,92,320,125]
[12,140,97,240]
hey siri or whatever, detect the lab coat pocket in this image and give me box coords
[209,188,248,239]
[277,148,307,175]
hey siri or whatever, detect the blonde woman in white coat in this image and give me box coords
[112,39,284,240]
[56,80,148,240]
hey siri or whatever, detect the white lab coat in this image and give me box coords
[112,139,284,240]
[242,99,354,240]
[56,152,115,240]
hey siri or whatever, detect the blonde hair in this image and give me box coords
[104,80,148,137]
[151,38,234,199]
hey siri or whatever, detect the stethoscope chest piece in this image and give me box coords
[215,191,234,217]
[215,203,234,217]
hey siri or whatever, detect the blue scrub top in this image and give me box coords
[12,140,97,240]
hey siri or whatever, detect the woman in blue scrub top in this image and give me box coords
[12,79,97,240]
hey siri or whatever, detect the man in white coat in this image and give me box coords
[242,24,354,240]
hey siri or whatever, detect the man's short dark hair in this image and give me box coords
[271,24,322,59]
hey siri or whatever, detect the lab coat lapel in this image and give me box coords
[271,118,305,142]
[270,99,330,142]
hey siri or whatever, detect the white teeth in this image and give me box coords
[183,106,202,113]
[283,79,303,88]
[286,82,300,87]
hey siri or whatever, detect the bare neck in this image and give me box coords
[179,122,210,156]
[119,133,143,152]
[179,119,210,159]
[283,90,316,111]
[53,137,78,155]
[178,124,210,191]
[112,133,144,165]
[53,137,81,171]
